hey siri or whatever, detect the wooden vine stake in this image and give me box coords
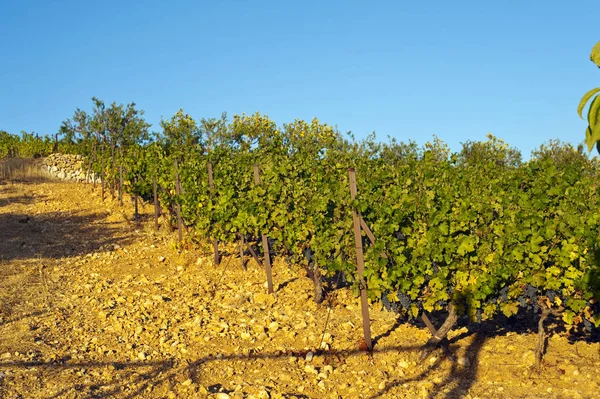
[110,156,115,200]
[153,174,160,231]
[101,169,105,202]
[253,164,274,294]
[239,234,247,270]
[87,155,94,191]
[134,177,139,220]
[348,168,373,351]
[174,160,183,244]
[207,162,220,265]
[118,165,124,207]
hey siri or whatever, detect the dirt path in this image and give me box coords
[1,178,599,399]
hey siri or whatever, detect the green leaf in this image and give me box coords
[563,310,575,325]
[577,88,600,119]
[457,236,477,256]
[588,95,600,128]
[439,222,449,236]
[410,304,420,318]
[500,302,519,317]
[586,122,600,153]
[511,248,524,261]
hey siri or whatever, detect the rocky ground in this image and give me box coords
[1,175,599,399]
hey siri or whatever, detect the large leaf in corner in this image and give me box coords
[585,96,600,151]
[587,123,600,152]
[591,40,600,68]
[577,88,600,119]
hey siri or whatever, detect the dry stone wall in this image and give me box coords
[41,153,99,183]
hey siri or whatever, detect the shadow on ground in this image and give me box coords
[0,343,426,399]
[0,210,135,261]
[0,184,49,208]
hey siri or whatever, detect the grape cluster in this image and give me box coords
[380,290,413,313]
[336,270,347,286]
[381,293,391,311]
[499,286,509,301]
[523,284,537,298]
[476,309,483,323]
[393,230,405,241]
[303,248,314,264]
[515,284,539,312]
[380,293,399,312]
[398,291,412,308]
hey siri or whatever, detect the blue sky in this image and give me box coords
[0,0,598,157]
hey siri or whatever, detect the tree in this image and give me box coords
[578,41,600,152]
[0,130,20,158]
[160,109,202,161]
[458,133,522,168]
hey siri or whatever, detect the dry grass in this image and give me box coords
[0,158,54,183]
